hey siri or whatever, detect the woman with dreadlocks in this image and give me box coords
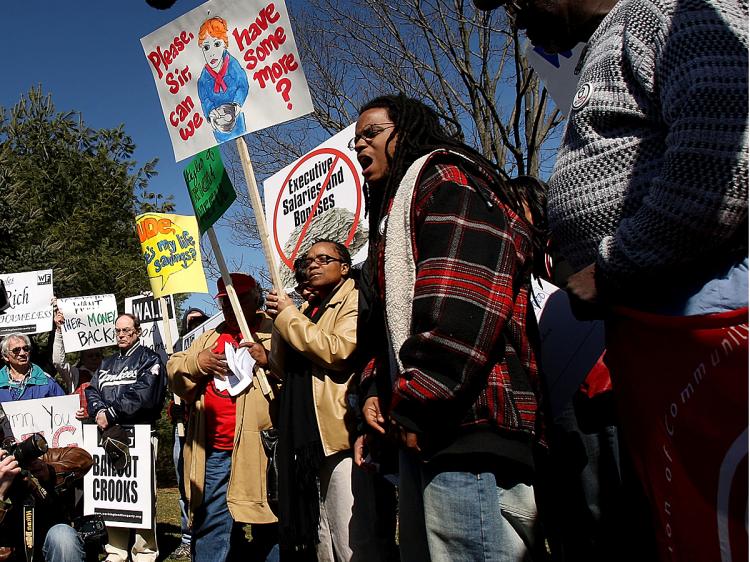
[353,95,547,562]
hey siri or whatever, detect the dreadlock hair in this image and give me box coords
[359,95,529,240]
[508,175,550,278]
[358,94,547,277]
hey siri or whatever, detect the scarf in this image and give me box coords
[277,285,343,553]
[205,52,230,94]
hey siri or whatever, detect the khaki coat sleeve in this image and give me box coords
[167,330,215,403]
[272,290,358,374]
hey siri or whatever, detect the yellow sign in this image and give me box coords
[136,213,208,297]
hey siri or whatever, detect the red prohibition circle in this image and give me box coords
[272,147,362,270]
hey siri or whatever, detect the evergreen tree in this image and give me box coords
[0,87,173,307]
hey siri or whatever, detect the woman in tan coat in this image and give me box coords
[264,240,382,562]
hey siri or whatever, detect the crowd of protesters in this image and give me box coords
[0,0,746,561]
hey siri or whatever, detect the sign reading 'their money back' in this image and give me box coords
[57,294,118,353]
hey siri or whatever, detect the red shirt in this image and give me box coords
[204,332,239,450]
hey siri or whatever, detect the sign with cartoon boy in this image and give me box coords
[141,0,314,161]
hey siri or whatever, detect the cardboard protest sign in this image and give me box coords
[263,123,368,289]
[184,147,237,233]
[83,424,153,529]
[136,213,209,298]
[141,0,314,162]
[175,311,224,352]
[525,43,586,116]
[57,295,117,353]
[124,294,179,364]
[530,276,604,417]
[0,395,82,448]
[0,270,53,336]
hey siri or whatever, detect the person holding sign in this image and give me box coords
[0,334,65,402]
[353,95,547,562]
[167,274,280,562]
[265,240,382,562]
[52,309,103,394]
[197,16,249,142]
[85,314,166,562]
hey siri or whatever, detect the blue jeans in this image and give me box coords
[173,426,191,545]
[399,450,542,562]
[192,449,280,562]
[43,524,86,562]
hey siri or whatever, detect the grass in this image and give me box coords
[156,487,189,561]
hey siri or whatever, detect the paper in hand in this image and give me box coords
[213,342,256,396]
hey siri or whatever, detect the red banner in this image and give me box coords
[606,307,748,562]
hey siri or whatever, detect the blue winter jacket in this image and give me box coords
[0,364,65,403]
[85,342,166,426]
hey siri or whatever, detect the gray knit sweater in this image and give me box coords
[548,0,748,297]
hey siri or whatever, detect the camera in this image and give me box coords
[4,433,48,469]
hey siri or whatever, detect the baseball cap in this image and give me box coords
[216,273,258,298]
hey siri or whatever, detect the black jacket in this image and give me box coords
[86,343,166,426]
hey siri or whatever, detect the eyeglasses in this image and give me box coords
[300,254,344,269]
[348,123,395,150]
[114,328,136,335]
[9,346,30,355]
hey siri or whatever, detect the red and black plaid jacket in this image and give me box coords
[360,150,542,463]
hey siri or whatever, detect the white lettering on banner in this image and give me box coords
[657,323,749,557]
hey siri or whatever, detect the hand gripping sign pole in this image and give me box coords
[158,298,186,438]
[235,137,285,292]
[206,227,274,399]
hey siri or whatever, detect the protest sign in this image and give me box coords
[530,276,605,417]
[0,270,53,336]
[141,0,314,162]
[0,395,82,448]
[124,294,179,364]
[57,294,117,353]
[526,42,586,116]
[263,123,368,289]
[175,311,223,352]
[184,147,237,233]
[83,424,153,529]
[136,213,209,298]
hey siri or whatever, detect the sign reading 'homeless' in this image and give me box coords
[0,270,54,336]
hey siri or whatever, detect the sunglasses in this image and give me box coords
[9,345,31,355]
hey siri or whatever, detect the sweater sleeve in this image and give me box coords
[597,2,748,290]
[52,328,74,393]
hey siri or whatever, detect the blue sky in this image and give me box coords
[1,0,273,316]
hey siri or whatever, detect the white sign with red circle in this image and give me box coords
[263,123,368,289]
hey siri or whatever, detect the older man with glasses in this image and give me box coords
[86,313,166,562]
[0,333,65,402]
